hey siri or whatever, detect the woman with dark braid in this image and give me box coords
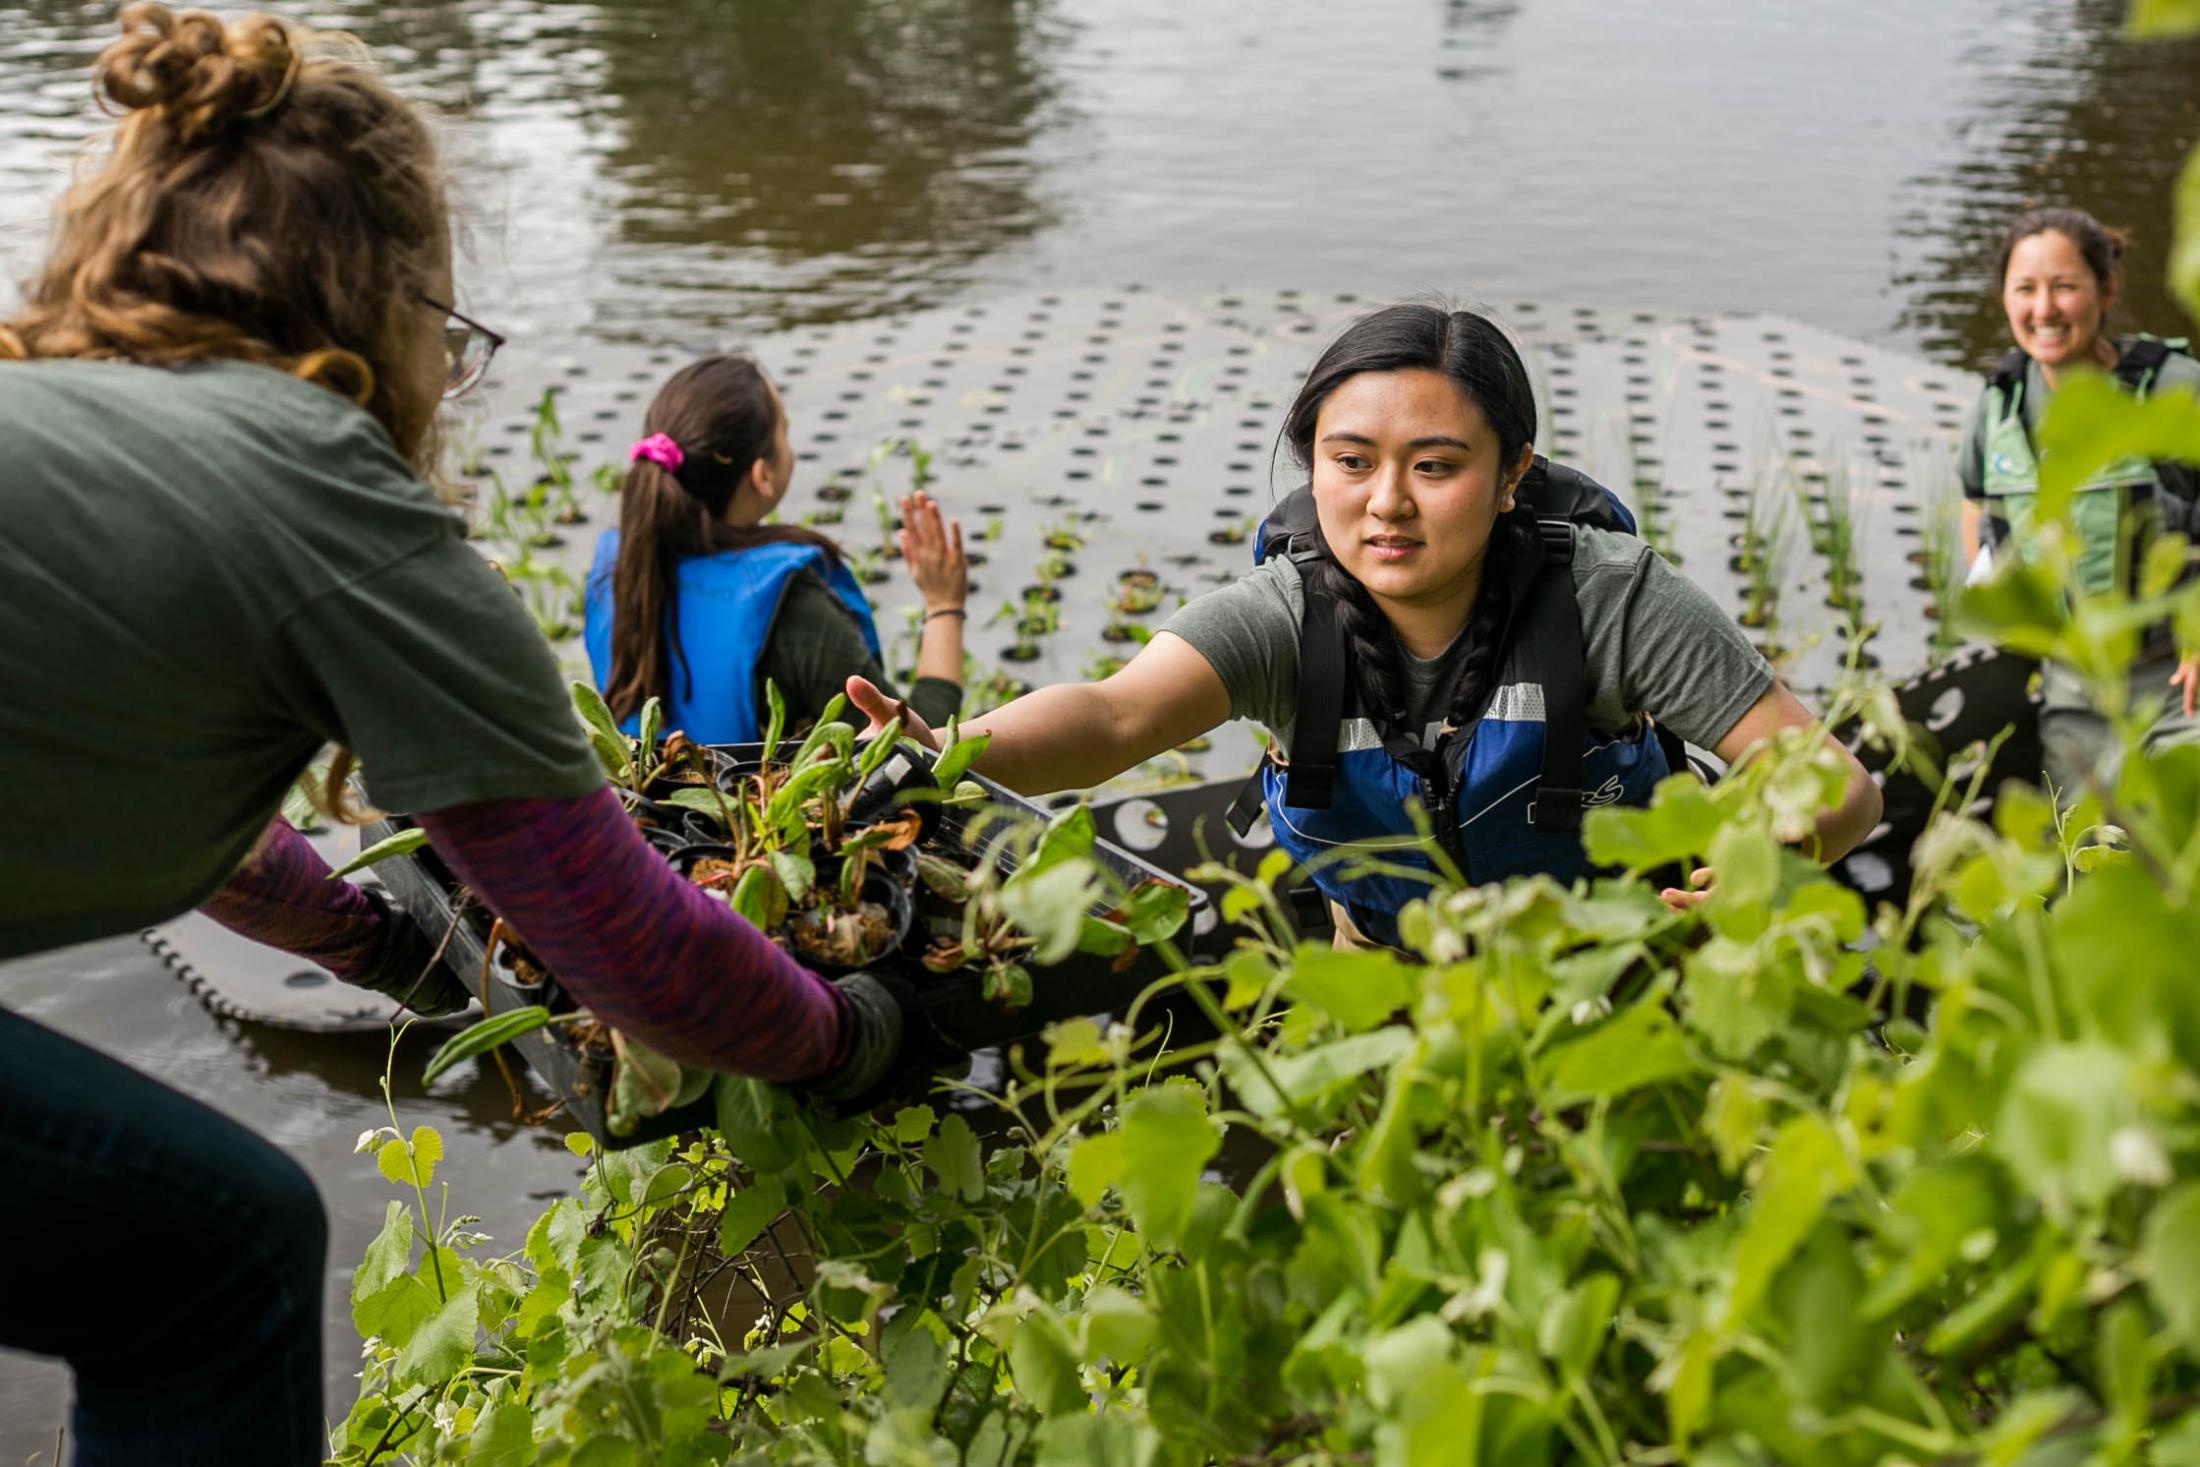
[845,304,1881,947]
[0,9,935,1461]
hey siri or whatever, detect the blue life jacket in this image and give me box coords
[1229,458,1673,947]
[582,529,881,741]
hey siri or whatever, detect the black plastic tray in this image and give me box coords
[367,744,1214,1147]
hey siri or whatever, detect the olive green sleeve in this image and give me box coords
[755,571,962,731]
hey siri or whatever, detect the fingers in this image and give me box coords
[843,675,942,751]
[1658,867,1716,913]
[843,675,901,737]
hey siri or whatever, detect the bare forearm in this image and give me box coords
[963,681,1142,794]
[1809,760,1883,865]
[915,614,965,687]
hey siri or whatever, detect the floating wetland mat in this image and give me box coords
[160,287,1997,1027]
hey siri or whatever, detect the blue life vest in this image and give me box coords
[1238,461,1672,947]
[582,529,881,742]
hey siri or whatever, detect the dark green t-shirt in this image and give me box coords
[0,358,604,959]
[760,569,965,732]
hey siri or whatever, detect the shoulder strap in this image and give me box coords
[2118,335,2171,390]
[1989,350,2028,419]
[1523,520,1590,832]
[1282,549,1349,809]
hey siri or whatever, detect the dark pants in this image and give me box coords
[0,1006,327,1466]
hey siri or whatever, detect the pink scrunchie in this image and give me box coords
[628,432,685,473]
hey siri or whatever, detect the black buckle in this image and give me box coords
[1526,786,1584,832]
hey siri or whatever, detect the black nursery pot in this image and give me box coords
[843,741,945,846]
[787,845,917,978]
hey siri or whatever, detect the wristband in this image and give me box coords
[924,607,967,622]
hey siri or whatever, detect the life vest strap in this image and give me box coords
[1523,519,1589,832]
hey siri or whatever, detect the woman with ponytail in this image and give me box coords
[844,303,1881,948]
[585,354,967,741]
[0,10,935,1460]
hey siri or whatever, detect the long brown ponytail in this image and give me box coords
[604,353,847,721]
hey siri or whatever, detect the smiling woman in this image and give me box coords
[844,303,1882,948]
[1955,205,2200,797]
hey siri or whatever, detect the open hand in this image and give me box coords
[2172,654,2198,720]
[897,491,966,612]
[1658,866,1715,913]
[845,675,942,752]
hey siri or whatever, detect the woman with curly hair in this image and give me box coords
[847,304,1883,947]
[0,9,931,1460]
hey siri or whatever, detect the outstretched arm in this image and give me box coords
[416,786,853,1082]
[846,630,1233,795]
[1661,679,1882,910]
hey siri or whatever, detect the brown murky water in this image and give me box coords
[3,0,2196,1451]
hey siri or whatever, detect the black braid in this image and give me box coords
[1299,547,1407,721]
[1442,512,1534,729]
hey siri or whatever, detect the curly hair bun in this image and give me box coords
[96,3,300,144]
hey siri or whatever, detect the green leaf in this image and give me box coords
[423,1006,555,1085]
[396,1277,479,1386]
[1581,774,1725,872]
[351,1201,415,1314]
[923,1113,985,1202]
[1993,1040,2136,1221]
[1726,1114,1853,1327]
[2143,1184,2200,1353]
[407,1126,442,1190]
[608,1034,688,1136]
[760,679,788,764]
[2128,0,2200,38]
[327,827,428,878]
[1682,939,1795,1060]
[768,848,814,904]
[638,1162,692,1210]
[2176,144,2200,326]
[1222,1026,1415,1121]
[728,865,788,931]
[719,1180,786,1256]
[353,1271,437,1350]
[570,680,633,783]
[1541,997,1697,1102]
[1118,880,1190,945]
[2034,370,2200,524]
[1006,1308,1086,1416]
[933,729,991,789]
[714,1075,802,1173]
[1066,1085,1219,1250]
[659,786,734,830]
[1283,942,1417,1033]
[1538,1273,1620,1384]
[1028,804,1097,874]
[463,1403,535,1467]
[999,857,1101,966]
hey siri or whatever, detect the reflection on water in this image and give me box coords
[4,0,2195,360]
[586,0,1066,335]
[1895,0,2200,367]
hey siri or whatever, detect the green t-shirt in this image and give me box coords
[0,358,604,959]
[1159,526,1774,756]
[762,569,964,731]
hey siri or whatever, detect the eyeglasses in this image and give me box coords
[419,294,505,398]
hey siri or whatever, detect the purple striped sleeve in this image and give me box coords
[415,786,851,1082]
[199,817,388,980]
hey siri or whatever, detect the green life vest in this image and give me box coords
[1978,335,2194,595]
